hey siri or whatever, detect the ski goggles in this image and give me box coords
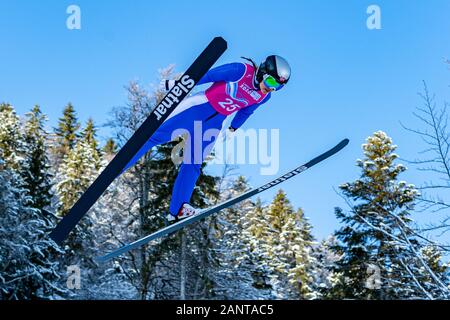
[263,74,284,91]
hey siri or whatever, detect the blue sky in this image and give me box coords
[1,1,449,241]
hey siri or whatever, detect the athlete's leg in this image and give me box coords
[169,163,201,215]
[169,112,225,215]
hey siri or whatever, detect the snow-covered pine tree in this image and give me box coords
[241,198,274,296]
[208,175,268,299]
[0,103,25,170]
[55,138,99,272]
[231,189,316,299]
[0,104,65,299]
[308,236,341,299]
[0,158,66,299]
[329,131,448,299]
[56,140,98,216]
[81,118,101,170]
[285,208,316,299]
[52,103,80,166]
[102,138,118,160]
[262,190,315,299]
[22,105,53,214]
[418,246,449,298]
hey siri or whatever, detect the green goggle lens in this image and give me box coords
[263,75,283,90]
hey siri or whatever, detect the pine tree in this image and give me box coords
[55,138,99,272]
[0,158,66,299]
[209,176,268,299]
[103,138,118,156]
[328,131,444,299]
[0,104,66,299]
[53,103,80,164]
[286,208,316,299]
[309,236,341,299]
[262,190,315,299]
[241,199,274,295]
[82,118,97,149]
[0,103,25,170]
[56,140,98,216]
[419,246,449,297]
[80,118,101,170]
[240,190,316,299]
[22,105,53,212]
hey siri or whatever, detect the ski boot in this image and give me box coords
[167,203,198,222]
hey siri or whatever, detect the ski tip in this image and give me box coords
[332,138,349,153]
[212,36,227,43]
[212,36,228,49]
[341,138,350,146]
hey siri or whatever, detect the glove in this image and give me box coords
[160,79,176,91]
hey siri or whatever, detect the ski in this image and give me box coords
[49,37,228,245]
[96,138,349,263]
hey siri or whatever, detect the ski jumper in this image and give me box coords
[123,62,271,215]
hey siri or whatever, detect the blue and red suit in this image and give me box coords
[123,61,272,216]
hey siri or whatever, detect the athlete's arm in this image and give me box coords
[161,63,245,91]
[197,62,246,85]
[230,94,271,130]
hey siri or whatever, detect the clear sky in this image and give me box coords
[1,1,449,241]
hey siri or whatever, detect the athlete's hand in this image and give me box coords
[159,79,176,91]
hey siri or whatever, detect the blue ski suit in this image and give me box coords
[123,62,271,216]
